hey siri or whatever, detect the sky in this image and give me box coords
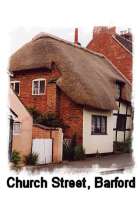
[9,26,129,54]
[10,27,93,53]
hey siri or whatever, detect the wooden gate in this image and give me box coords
[32,139,52,164]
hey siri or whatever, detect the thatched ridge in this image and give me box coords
[9,33,131,110]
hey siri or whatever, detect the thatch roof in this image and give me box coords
[9,33,131,110]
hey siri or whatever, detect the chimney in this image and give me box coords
[74,28,79,45]
[120,28,132,41]
[93,26,116,39]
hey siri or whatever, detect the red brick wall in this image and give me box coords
[32,125,63,163]
[32,125,51,139]
[59,92,83,144]
[87,31,132,82]
[11,68,83,144]
[11,68,60,113]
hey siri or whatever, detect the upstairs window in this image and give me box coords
[116,114,126,131]
[91,115,107,135]
[10,81,20,96]
[116,82,122,99]
[32,79,46,95]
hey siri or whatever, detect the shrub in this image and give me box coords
[124,137,132,153]
[63,142,70,160]
[68,134,77,161]
[63,134,77,161]
[24,153,38,165]
[63,135,85,161]
[113,136,132,153]
[27,107,66,128]
[74,144,85,160]
[27,107,41,123]
[11,151,21,165]
[38,112,64,127]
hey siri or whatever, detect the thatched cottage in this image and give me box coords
[9,33,132,154]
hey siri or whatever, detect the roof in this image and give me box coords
[9,33,131,110]
[10,108,18,118]
[33,124,59,131]
[114,34,132,53]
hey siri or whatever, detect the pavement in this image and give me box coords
[23,153,134,174]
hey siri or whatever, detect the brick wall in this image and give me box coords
[87,29,132,82]
[11,67,83,144]
[59,91,83,144]
[11,68,60,113]
[32,124,63,163]
[32,125,51,139]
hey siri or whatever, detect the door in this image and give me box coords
[32,139,52,164]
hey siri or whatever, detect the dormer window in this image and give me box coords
[10,81,20,96]
[32,79,46,95]
[116,82,122,99]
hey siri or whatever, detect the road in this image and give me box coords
[24,153,134,174]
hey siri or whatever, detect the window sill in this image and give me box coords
[113,128,126,131]
[91,133,107,135]
[13,133,20,136]
[32,94,45,96]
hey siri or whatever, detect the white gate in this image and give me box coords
[32,139,52,164]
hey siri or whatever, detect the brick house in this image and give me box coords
[87,27,132,82]
[9,32,132,154]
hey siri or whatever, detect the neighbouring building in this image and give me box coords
[87,27,132,82]
[9,88,33,159]
[9,32,132,155]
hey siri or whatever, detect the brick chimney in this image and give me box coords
[120,29,132,41]
[93,26,116,39]
[74,28,79,45]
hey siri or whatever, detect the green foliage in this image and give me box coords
[63,134,77,161]
[63,142,70,160]
[27,107,65,128]
[63,135,85,161]
[24,153,38,165]
[113,136,133,153]
[27,107,41,123]
[48,78,58,83]
[11,150,21,165]
[69,134,77,161]
[74,144,85,160]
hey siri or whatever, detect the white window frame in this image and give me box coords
[10,81,20,96]
[13,122,21,135]
[32,78,46,95]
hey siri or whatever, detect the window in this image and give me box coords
[116,114,126,131]
[10,81,20,96]
[32,79,46,95]
[116,82,121,99]
[91,115,107,135]
[13,122,21,134]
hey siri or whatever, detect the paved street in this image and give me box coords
[24,153,134,174]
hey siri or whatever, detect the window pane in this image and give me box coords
[13,122,21,134]
[117,114,126,131]
[101,117,106,133]
[91,116,95,134]
[40,80,45,94]
[15,82,19,95]
[10,83,14,90]
[91,115,107,135]
[33,81,39,94]
[116,83,121,99]
[95,117,100,133]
